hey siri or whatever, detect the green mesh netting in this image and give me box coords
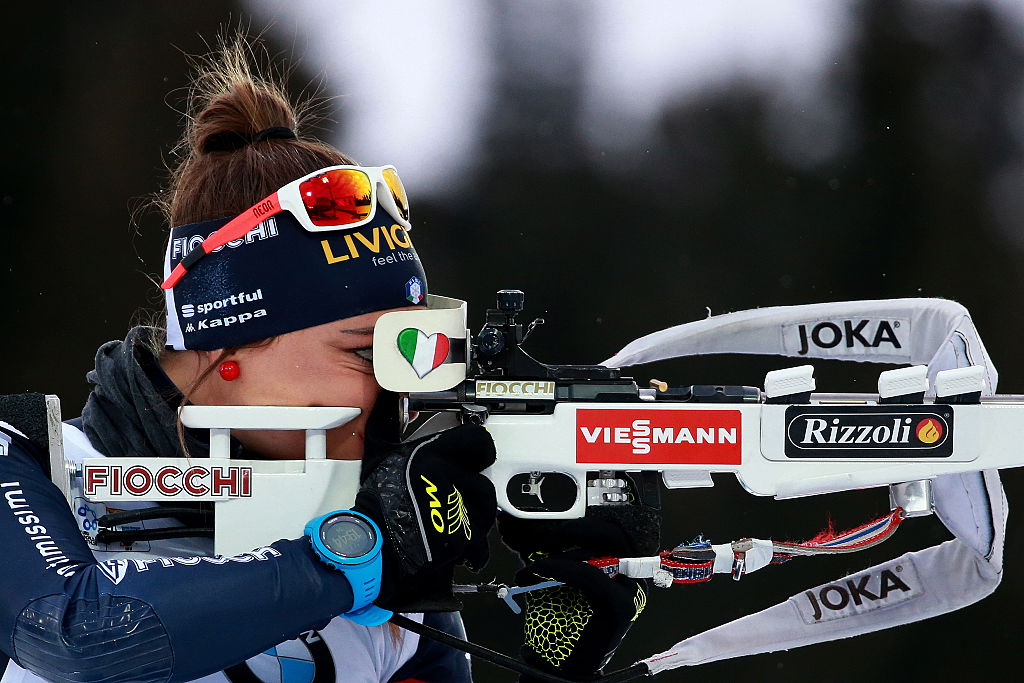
[524,585,593,667]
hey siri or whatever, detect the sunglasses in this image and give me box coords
[162,165,410,289]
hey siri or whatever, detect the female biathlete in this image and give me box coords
[0,40,655,683]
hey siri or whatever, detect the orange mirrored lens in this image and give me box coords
[300,169,372,226]
[382,168,410,221]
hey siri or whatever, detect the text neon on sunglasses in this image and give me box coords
[161,165,410,289]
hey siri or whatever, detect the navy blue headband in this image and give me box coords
[163,210,427,350]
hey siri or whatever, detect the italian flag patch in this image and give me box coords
[397,328,451,378]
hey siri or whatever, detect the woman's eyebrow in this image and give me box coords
[337,326,376,335]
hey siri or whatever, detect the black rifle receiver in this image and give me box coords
[474,289,624,381]
[408,289,759,415]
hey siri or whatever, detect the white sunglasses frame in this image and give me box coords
[277,164,411,233]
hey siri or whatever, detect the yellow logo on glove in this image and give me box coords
[446,488,472,540]
[420,475,472,539]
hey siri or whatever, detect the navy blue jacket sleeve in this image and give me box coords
[0,426,354,683]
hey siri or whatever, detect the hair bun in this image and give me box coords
[162,35,354,226]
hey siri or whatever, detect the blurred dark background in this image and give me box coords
[2,1,1023,680]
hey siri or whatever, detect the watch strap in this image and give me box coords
[341,551,385,614]
[305,510,391,624]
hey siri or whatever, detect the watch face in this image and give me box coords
[320,514,377,558]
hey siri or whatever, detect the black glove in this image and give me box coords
[355,424,498,612]
[516,551,648,681]
[498,505,661,560]
[499,505,661,681]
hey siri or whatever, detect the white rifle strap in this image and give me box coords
[602,298,997,392]
[599,298,1005,674]
[642,469,1005,674]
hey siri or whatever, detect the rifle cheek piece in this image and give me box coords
[371,294,471,393]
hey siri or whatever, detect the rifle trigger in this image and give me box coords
[522,473,545,504]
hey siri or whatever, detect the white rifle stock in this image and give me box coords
[403,294,1018,519]
[411,377,1024,519]
[399,294,1015,676]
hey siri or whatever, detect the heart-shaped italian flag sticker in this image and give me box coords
[397,328,451,378]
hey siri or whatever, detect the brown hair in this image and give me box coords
[160,35,404,642]
[158,35,355,227]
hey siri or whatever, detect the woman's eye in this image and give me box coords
[353,347,373,363]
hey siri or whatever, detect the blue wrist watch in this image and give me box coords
[304,510,393,626]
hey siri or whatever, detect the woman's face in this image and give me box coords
[200,308,411,460]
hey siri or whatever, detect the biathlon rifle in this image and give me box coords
[403,290,1018,522]
[386,291,1019,680]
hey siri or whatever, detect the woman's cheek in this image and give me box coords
[352,375,382,410]
[317,371,377,410]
